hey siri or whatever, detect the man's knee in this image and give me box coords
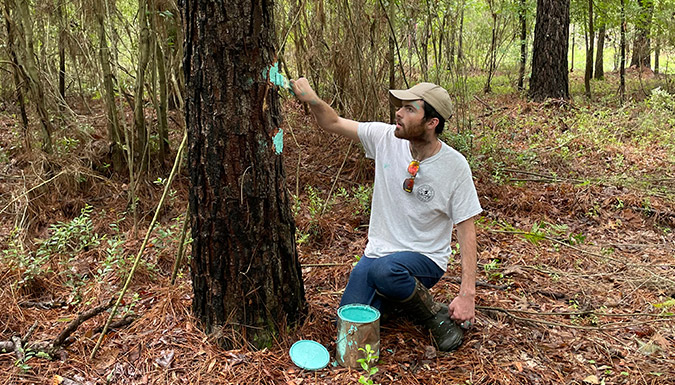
[366,258,406,286]
[349,257,372,281]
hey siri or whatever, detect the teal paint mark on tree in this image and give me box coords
[263,62,294,94]
[272,128,284,154]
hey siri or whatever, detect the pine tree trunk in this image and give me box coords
[594,25,605,79]
[528,0,570,101]
[183,0,305,350]
[517,0,527,91]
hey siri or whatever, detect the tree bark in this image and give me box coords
[57,0,66,101]
[620,0,626,103]
[570,24,575,72]
[156,39,170,167]
[3,4,30,150]
[630,0,653,69]
[11,0,54,153]
[458,9,464,62]
[484,0,497,93]
[528,0,570,101]
[517,0,527,91]
[134,0,151,170]
[95,0,124,172]
[654,38,659,74]
[183,0,306,349]
[594,25,605,79]
[584,0,594,98]
[388,0,395,123]
[149,0,169,167]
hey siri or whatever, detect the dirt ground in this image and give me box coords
[1,76,674,384]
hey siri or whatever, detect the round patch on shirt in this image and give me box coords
[416,184,435,202]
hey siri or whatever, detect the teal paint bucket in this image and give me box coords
[336,304,380,368]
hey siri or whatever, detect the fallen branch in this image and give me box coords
[91,314,137,335]
[0,299,116,359]
[488,229,623,263]
[51,298,115,350]
[301,263,349,267]
[490,229,675,288]
[500,168,584,184]
[632,206,675,225]
[19,300,68,309]
[52,375,83,385]
[473,95,495,111]
[11,336,23,361]
[447,276,510,290]
[0,340,14,352]
[479,305,674,330]
[477,305,673,318]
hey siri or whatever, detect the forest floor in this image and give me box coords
[0,71,674,385]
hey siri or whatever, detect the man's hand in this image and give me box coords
[451,217,478,329]
[449,294,475,328]
[288,77,360,140]
[290,78,320,105]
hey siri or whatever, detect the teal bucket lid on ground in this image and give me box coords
[289,340,330,370]
[338,303,380,323]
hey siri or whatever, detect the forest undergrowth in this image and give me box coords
[0,71,673,384]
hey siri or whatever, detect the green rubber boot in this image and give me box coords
[397,279,463,352]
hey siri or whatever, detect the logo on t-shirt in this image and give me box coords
[416,184,435,202]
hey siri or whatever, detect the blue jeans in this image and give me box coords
[339,251,444,310]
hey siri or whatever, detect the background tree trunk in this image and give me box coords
[156,39,169,167]
[570,24,575,72]
[11,0,54,153]
[653,38,659,74]
[388,0,395,123]
[484,1,497,94]
[184,0,306,349]
[458,9,464,63]
[528,0,570,101]
[95,0,124,173]
[134,0,151,171]
[594,24,605,79]
[57,0,66,102]
[629,0,653,68]
[3,4,30,151]
[620,0,626,102]
[584,0,594,98]
[517,0,527,91]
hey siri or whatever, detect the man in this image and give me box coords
[290,78,482,352]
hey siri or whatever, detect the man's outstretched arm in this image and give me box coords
[290,78,359,141]
[448,217,477,326]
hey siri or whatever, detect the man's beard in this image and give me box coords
[394,120,425,140]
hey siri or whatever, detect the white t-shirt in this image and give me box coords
[358,122,483,271]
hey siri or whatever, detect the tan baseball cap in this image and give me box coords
[389,82,453,120]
